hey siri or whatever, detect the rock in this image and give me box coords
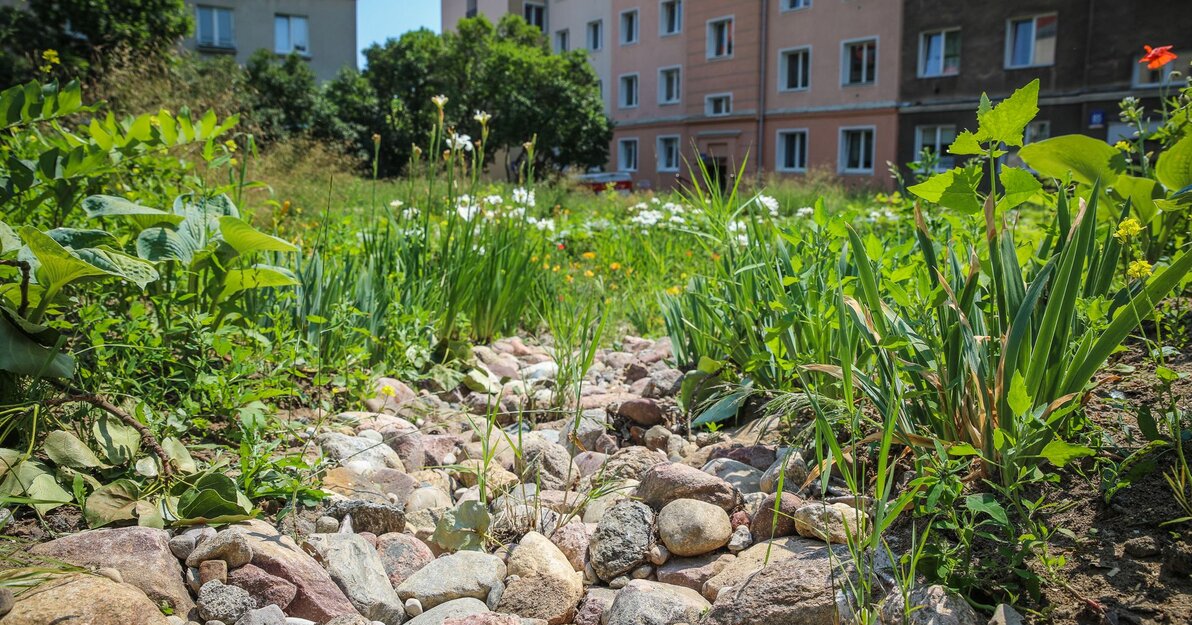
[702,458,763,494]
[794,502,868,545]
[643,425,672,452]
[548,521,592,572]
[657,499,732,557]
[317,516,341,533]
[28,526,193,614]
[636,462,738,511]
[570,588,614,625]
[396,550,507,611]
[405,598,490,625]
[305,533,401,616]
[201,559,229,585]
[657,553,735,593]
[228,564,298,611]
[0,587,11,617]
[647,543,669,566]
[989,604,1027,625]
[325,615,372,625]
[701,537,818,601]
[237,520,357,622]
[496,532,583,624]
[750,492,804,540]
[701,539,854,624]
[376,532,435,587]
[759,450,808,494]
[96,566,123,583]
[617,398,665,426]
[454,459,519,494]
[326,500,406,535]
[405,597,425,617]
[442,614,521,625]
[602,446,667,481]
[644,369,683,398]
[878,585,981,625]
[589,500,655,582]
[366,378,420,415]
[1123,535,1161,558]
[198,580,258,623]
[319,432,406,471]
[602,580,710,625]
[408,486,455,512]
[234,605,287,625]
[188,528,254,569]
[170,533,197,560]
[2,574,168,625]
[727,525,752,552]
[515,434,580,492]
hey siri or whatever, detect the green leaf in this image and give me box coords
[1135,405,1161,442]
[136,227,195,264]
[84,479,141,528]
[948,443,980,456]
[43,228,117,250]
[977,79,1039,147]
[947,130,984,156]
[92,416,141,466]
[44,430,110,470]
[1006,371,1032,417]
[218,217,298,254]
[1018,135,1127,186]
[0,458,71,514]
[1111,175,1160,222]
[176,473,253,523]
[215,265,299,302]
[432,500,490,552]
[1155,133,1192,192]
[692,385,752,427]
[0,220,19,255]
[997,167,1042,212]
[907,167,983,213]
[82,195,183,228]
[1038,440,1094,467]
[19,227,158,294]
[965,493,1009,526]
[0,307,74,378]
[162,437,197,474]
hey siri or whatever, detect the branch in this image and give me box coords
[0,259,31,316]
[45,383,175,478]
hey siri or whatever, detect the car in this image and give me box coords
[574,171,633,193]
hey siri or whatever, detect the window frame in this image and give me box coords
[841,37,878,86]
[660,0,683,36]
[658,65,682,105]
[776,129,809,173]
[523,2,546,29]
[781,0,811,12]
[618,138,640,172]
[778,46,812,92]
[1004,13,1057,69]
[1132,51,1183,88]
[196,5,235,50]
[913,124,957,171]
[706,16,735,60]
[705,92,733,117]
[657,135,681,172]
[555,28,570,53]
[274,14,309,56]
[917,28,960,78]
[619,73,640,109]
[620,9,640,45]
[838,125,877,174]
[587,20,603,51]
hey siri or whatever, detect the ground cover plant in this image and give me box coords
[0,43,1190,625]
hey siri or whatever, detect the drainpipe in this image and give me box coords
[756,0,769,179]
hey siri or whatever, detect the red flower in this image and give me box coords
[1140,45,1178,70]
[556,243,565,250]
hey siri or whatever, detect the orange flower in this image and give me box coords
[1140,45,1178,70]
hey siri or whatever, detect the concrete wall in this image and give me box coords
[549,0,614,111]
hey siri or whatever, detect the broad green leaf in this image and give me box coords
[1038,440,1094,467]
[0,458,71,514]
[92,416,141,466]
[432,500,490,552]
[1111,175,1160,222]
[0,220,18,254]
[44,228,117,250]
[692,386,752,427]
[1006,371,1032,417]
[74,247,158,289]
[136,499,164,528]
[136,226,195,263]
[907,167,983,213]
[997,167,1042,212]
[965,493,1009,526]
[82,195,183,226]
[44,430,110,470]
[216,265,299,302]
[947,130,984,156]
[162,437,197,473]
[84,479,141,527]
[977,79,1039,147]
[1019,135,1126,186]
[1155,133,1192,192]
[218,217,298,254]
[20,227,110,290]
[948,443,980,456]
[0,307,74,378]
[176,473,253,522]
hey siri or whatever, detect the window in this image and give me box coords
[555,29,570,53]
[840,127,875,173]
[274,14,309,55]
[706,93,732,116]
[587,20,603,50]
[1134,52,1182,87]
[707,17,733,59]
[919,29,960,77]
[658,136,681,172]
[661,0,682,35]
[783,0,811,10]
[843,39,877,85]
[524,2,546,29]
[619,74,639,108]
[914,125,956,170]
[465,0,478,18]
[777,130,808,172]
[659,67,681,104]
[1006,14,1056,68]
[619,139,639,172]
[196,6,234,49]
[621,10,639,45]
[779,47,810,91]
[1024,120,1050,144]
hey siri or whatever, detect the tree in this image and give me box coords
[0,0,192,86]
[246,50,320,141]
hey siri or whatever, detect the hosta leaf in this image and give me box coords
[82,195,183,227]
[20,227,110,289]
[45,430,110,470]
[907,167,983,213]
[0,220,19,254]
[74,247,158,289]
[176,473,253,523]
[216,265,299,302]
[0,307,74,378]
[84,479,141,527]
[175,193,239,219]
[1019,135,1126,186]
[1155,133,1192,192]
[136,226,195,264]
[218,217,298,254]
[92,416,141,466]
[43,228,117,250]
[976,79,1039,147]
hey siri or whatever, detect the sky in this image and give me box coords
[357,0,442,67]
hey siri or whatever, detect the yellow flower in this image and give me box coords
[552,265,560,272]
[224,139,238,152]
[42,49,60,65]
[584,270,595,278]
[1114,140,1132,152]
[380,385,397,398]
[1127,259,1153,280]
[581,251,596,260]
[666,286,682,296]
[564,274,574,283]
[609,262,622,271]
[1114,218,1143,242]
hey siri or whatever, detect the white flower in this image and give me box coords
[512,187,536,207]
[457,204,480,220]
[527,216,554,231]
[446,133,474,152]
[473,110,491,125]
[727,220,747,233]
[736,233,749,246]
[650,197,662,204]
[401,207,420,220]
[668,214,686,224]
[508,207,526,218]
[631,209,664,227]
[389,199,404,208]
[431,94,449,108]
[796,206,814,218]
[756,194,780,217]
[483,195,503,206]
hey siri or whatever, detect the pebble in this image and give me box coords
[187,529,253,569]
[170,533,198,560]
[200,559,229,586]
[404,597,423,617]
[727,526,752,553]
[315,516,340,533]
[0,587,12,617]
[96,567,123,584]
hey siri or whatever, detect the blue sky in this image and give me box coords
[357,0,442,67]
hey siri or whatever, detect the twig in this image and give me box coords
[44,383,175,478]
[0,259,31,316]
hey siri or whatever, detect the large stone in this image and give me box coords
[187,527,253,568]
[700,540,854,625]
[656,553,735,593]
[572,587,617,625]
[702,458,763,494]
[495,532,582,625]
[237,520,356,622]
[636,462,738,511]
[305,533,401,616]
[759,450,808,494]
[319,432,406,471]
[700,537,818,601]
[27,526,193,614]
[198,580,257,623]
[602,446,667,481]
[616,398,665,426]
[234,605,287,625]
[396,550,507,611]
[325,499,406,535]
[365,378,420,415]
[588,500,654,582]
[453,459,519,494]
[601,580,710,625]
[749,493,804,540]
[548,521,592,572]
[228,564,297,610]
[376,532,435,587]
[515,434,580,492]
[2,574,168,625]
[405,598,490,625]
[656,499,732,557]
[794,502,868,545]
[878,585,982,625]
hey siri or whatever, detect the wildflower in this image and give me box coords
[584,270,595,278]
[224,139,238,152]
[1114,140,1131,152]
[483,195,503,206]
[372,133,382,145]
[380,385,397,398]
[474,110,491,126]
[446,133,474,152]
[1127,259,1153,280]
[390,199,404,208]
[666,286,682,296]
[582,251,596,260]
[565,274,574,283]
[756,194,780,216]
[631,209,664,227]
[1140,45,1178,70]
[412,145,424,158]
[401,207,419,219]
[1114,218,1143,242]
[609,262,622,271]
[513,187,536,207]
[42,49,60,65]
[796,206,814,218]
